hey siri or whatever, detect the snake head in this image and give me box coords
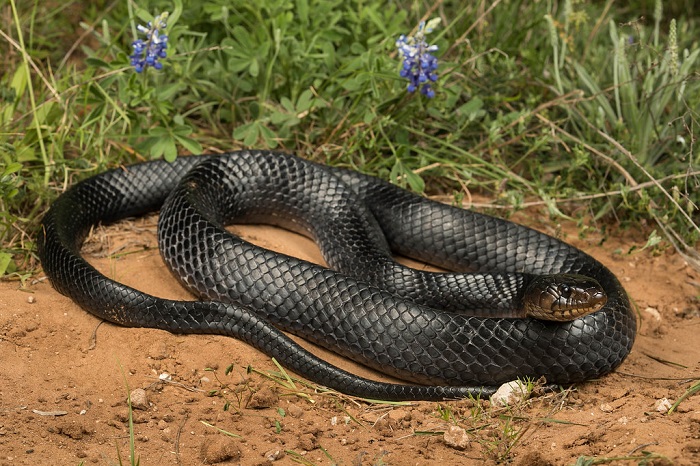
[522,274,607,321]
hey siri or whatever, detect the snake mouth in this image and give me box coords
[523,274,608,321]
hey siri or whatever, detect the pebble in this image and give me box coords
[330,416,350,426]
[287,404,304,418]
[263,449,284,461]
[129,388,149,410]
[247,387,278,409]
[689,411,700,424]
[641,307,667,335]
[654,398,673,413]
[443,425,470,450]
[27,295,36,304]
[490,380,529,406]
[643,307,662,321]
[387,409,409,422]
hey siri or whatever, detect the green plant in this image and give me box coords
[1,0,698,277]
[541,0,699,262]
[117,363,140,466]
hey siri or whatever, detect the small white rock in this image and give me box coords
[490,380,530,406]
[443,425,470,450]
[263,449,284,461]
[129,388,149,410]
[158,372,171,381]
[27,295,36,304]
[654,398,672,413]
[600,403,614,413]
[643,307,662,321]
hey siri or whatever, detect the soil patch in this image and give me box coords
[1,208,699,465]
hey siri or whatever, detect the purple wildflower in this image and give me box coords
[130,12,169,73]
[396,20,439,98]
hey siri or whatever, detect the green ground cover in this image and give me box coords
[1,0,698,277]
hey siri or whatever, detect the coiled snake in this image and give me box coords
[38,151,636,401]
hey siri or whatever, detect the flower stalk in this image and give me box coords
[396,19,440,98]
[130,12,169,73]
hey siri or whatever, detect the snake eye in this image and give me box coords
[560,284,571,296]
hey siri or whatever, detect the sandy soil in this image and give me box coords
[1,206,699,466]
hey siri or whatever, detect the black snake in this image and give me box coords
[38,151,636,401]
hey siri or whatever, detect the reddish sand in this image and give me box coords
[1,206,699,465]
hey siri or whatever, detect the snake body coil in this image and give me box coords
[38,151,636,401]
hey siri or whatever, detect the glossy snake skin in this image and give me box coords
[38,151,635,401]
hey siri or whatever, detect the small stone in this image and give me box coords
[643,307,661,321]
[55,421,89,440]
[147,343,170,360]
[296,433,317,451]
[27,295,36,304]
[443,425,470,450]
[387,409,409,422]
[263,449,284,461]
[129,388,149,410]
[654,398,673,413]
[287,404,304,418]
[247,387,278,409]
[674,403,693,413]
[689,411,700,424]
[200,438,242,464]
[515,450,555,466]
[490,380,530,406]
[642,307,667,336]
[600,403,614,413]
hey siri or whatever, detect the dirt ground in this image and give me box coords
[1,204,699,466]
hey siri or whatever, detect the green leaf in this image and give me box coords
[31,101,56,126]
[2,67,27,123]
[233,122,260,146]
[259,124,278,148]
[280,97,295,113]
[15,143,37,163]
[2,162,22,176]
[169,0,183,27]
[457,97,485,122]
[390,159,425,193]
[85,57,111,69]
[135,8,152,23]
[296,0,309,26]
[163,139,178,162]
[404,169,425,193]
[249,58,259,77]
[0,252,13,276]
[150,135,178,162]
[148,126,169,137]
[174,134,203,155]
[158,82,186,101]
[296,89,314,112]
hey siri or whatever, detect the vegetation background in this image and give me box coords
[1,0,698,275]
[1,2,699,464]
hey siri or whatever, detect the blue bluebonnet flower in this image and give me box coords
[396,19,440,98]
[130,12,169,73]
